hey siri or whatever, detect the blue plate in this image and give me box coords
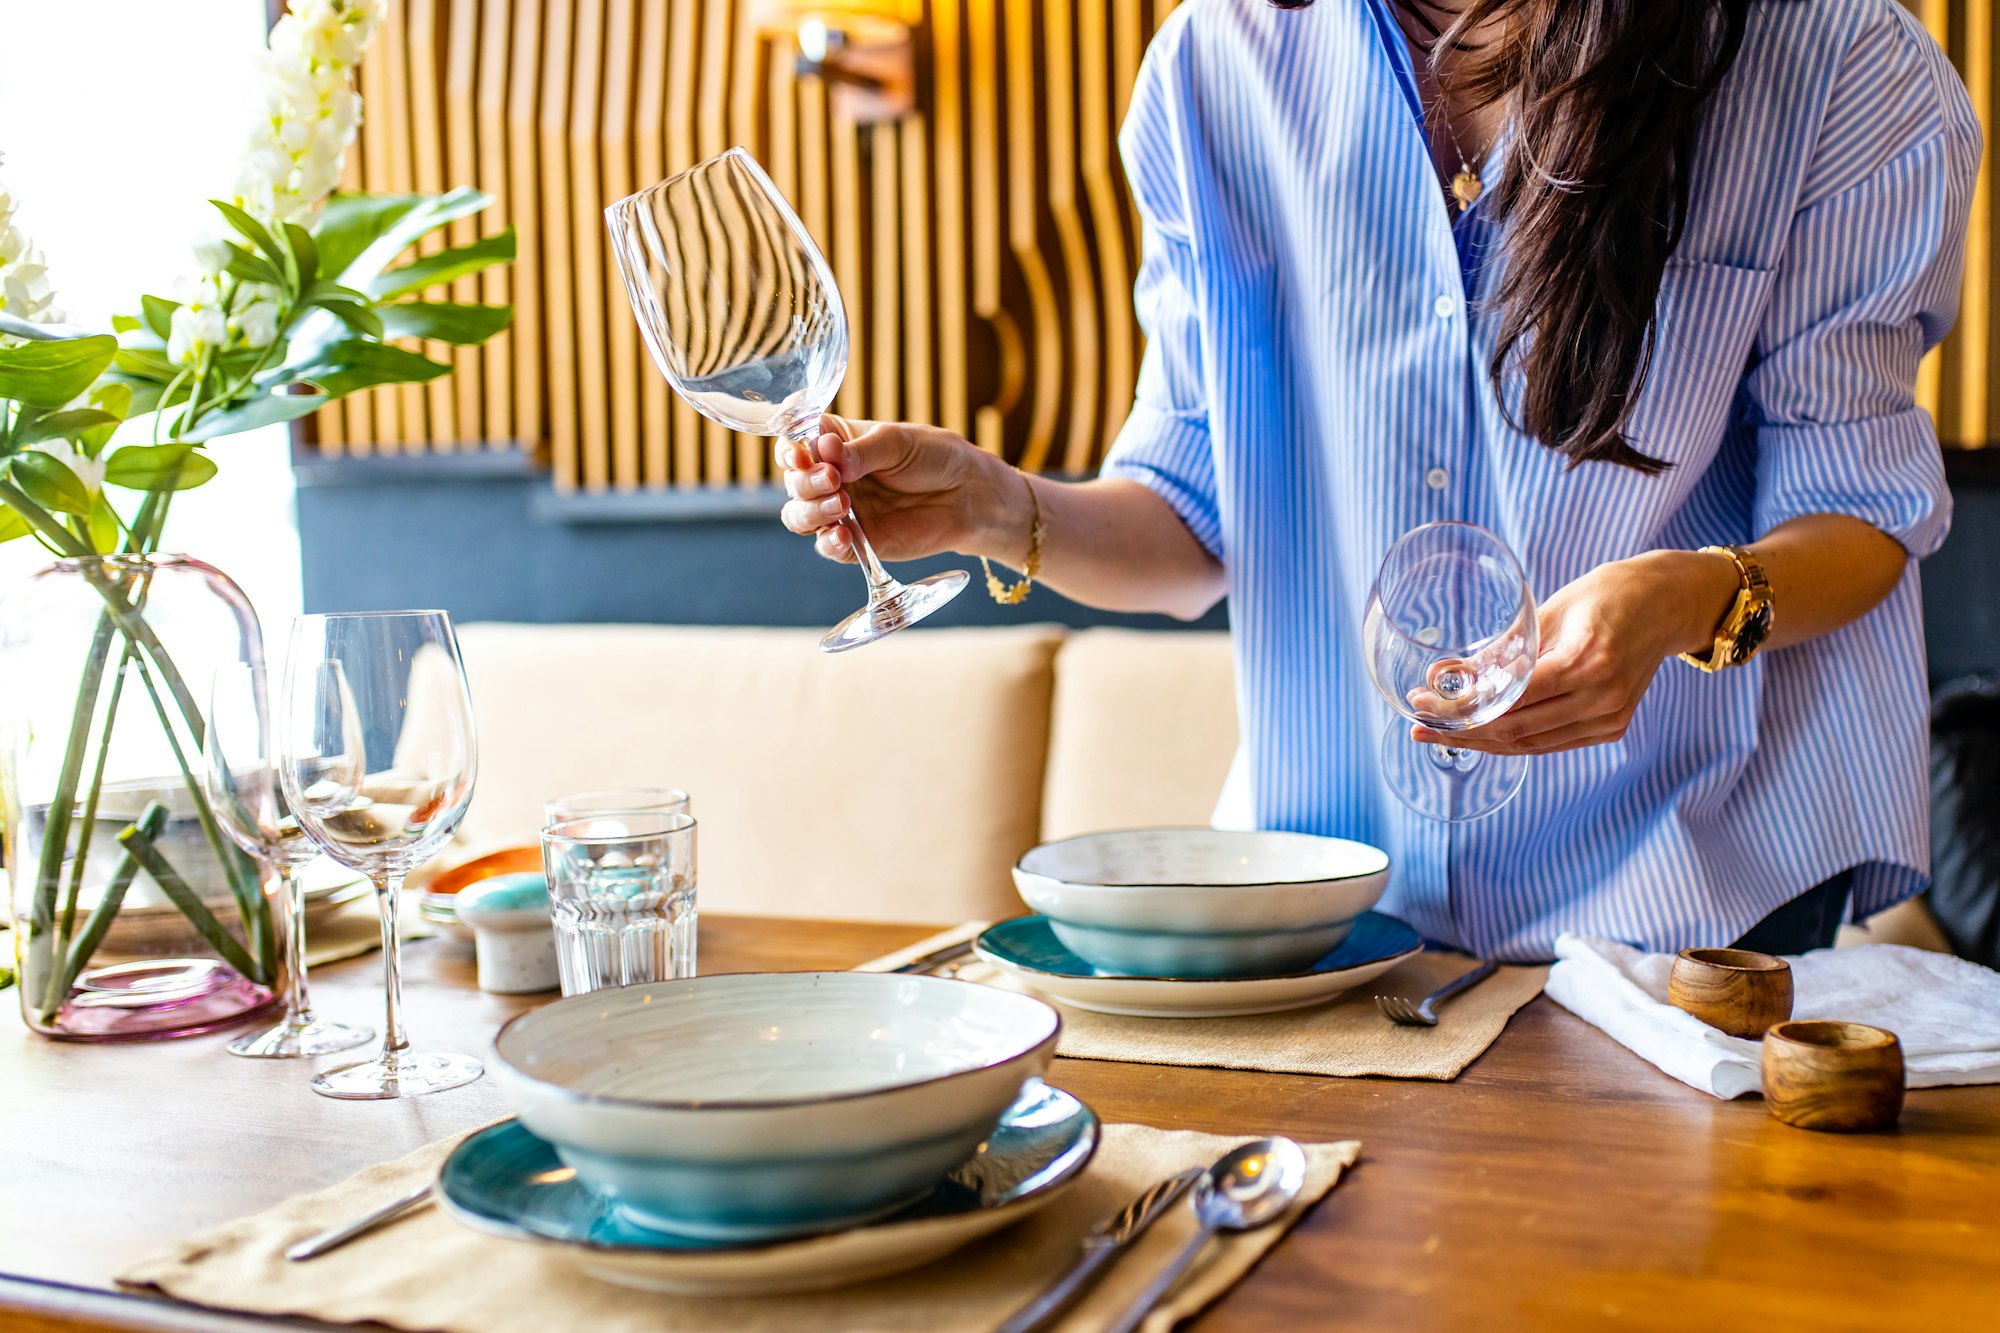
[437,1080,1097,1295]
[974,912,1424,1017]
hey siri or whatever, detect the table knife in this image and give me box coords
[886,937,979,975]
[991,1166,1204,1333]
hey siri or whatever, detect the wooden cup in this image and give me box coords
[1667,948,1794,1038]
[1761,1020,1906,1132]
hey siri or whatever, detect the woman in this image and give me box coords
[778,0,1981,961]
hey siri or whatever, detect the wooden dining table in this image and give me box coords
[3,914,1996,1332]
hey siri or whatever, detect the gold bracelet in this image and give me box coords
[979,468,1045,605]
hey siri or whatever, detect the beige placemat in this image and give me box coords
[119,1121,1358,1333]
[864,922,1546,1081]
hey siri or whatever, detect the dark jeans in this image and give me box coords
[1731,870,1854,955]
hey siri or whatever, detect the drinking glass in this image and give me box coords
[204,663,372,1059]
[544,787,691,824]
[278,612,482,1099]
[605,146,968,652]
[541,812,697,996]
[1362,521,1538,822]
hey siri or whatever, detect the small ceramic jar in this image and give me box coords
[456,873,560,994]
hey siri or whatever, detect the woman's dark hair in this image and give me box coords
[1269,0,1752,472]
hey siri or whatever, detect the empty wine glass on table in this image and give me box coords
[605,146,968,652]
[203,663,372,1059]
[1362,521,1539,823]
[278,611,482,1100]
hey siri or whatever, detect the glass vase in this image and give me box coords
[1,554,282,1040]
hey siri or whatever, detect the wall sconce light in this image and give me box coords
[753,1,919,124]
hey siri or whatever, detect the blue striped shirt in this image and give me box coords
[1102,0,1983,961]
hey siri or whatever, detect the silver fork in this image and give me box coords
[1377,960,1498,1026]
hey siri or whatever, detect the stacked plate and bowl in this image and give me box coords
[439,971,1092,1295]
[976,828,1421,1017]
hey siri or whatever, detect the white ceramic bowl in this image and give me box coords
[491,972,1060,1240]
[1013,828,1392,977]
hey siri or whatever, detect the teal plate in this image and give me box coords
[437,1080,1097,1295]
[974,912,1424,1018]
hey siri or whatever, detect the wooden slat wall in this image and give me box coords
[312,0,1998,477]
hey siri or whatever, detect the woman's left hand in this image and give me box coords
[1411,551,1737,756]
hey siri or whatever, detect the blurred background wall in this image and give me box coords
[289,0,1995,665]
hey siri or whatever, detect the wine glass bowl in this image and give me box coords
[1362,522,1538,822]
[204,663,372,1060]
[279,613,482,1100]
[606,147,968,652]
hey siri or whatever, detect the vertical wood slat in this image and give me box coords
[443,0,483,447]
[354,2,399,451]
[505,0,545,457]
[600,0,643,491]
[380,0,428,449]
[1955,0,1991,449]
[537,0,580,489]
[634,0,674,486]
[475,0,515,448]
[408,0,459,449]
[568,0,613,492]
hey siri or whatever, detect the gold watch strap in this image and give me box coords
[1677,544,1772,673]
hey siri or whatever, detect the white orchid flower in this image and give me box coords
[168,302,229,366]
[232,298,280,350]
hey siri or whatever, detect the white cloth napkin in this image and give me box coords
[1545,934,2000,1098]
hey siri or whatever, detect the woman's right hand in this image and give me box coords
[778,416,1022,566]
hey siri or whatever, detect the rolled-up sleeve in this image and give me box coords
[1100,28,1224,562]
[1748,112,1982,558]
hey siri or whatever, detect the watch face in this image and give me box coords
[1733,600,1774,659]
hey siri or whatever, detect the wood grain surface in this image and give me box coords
[2,916,1995,1332]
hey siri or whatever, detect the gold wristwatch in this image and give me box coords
[1678,545,1774,672]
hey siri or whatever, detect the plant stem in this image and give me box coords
[118,821,263,982]
[46,641,138,1004]
[46,802,168,1020]
[127,649,271,983]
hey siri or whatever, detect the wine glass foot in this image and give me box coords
[228,1013,374,1059]
[310,1049,485,1100]
[820,569,971,653]
[1379,716,1527,823]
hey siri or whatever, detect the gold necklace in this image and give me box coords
[1434,93,1492,209]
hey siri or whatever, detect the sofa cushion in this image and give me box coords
[1042,628,1237,840]
[455,623,1064,923]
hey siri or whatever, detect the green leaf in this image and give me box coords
[12,408,122,448]
[377,301,512,345]
[226,247,283,288]
[0,311,91,342]
[110,314,141,334]
[9,450,96,515]
[111,345,176,383]
[312,296,384,339]
[211,200,290,284]
[283,222,320,287]
[85,494,119,552]
[0,506,34,543]
[140,295,179,343]
[370,228,516,301]
[317,188,494,288]
[102,443,219,493]
[180,387,328,442]
[83,382,132,454]
[0,335,120,407]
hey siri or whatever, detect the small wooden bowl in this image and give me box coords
[1761,1020,1905,1133]
[1667,948,1793,1038]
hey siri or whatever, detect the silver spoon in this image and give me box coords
[1102,1137,1308,1333]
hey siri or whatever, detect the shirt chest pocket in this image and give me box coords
[1622,259,1777,466]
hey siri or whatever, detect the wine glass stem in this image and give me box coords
[276,861,314,1023]
[375,871,409,1059]
[1429,744,1477,771]
[785,417,898,597]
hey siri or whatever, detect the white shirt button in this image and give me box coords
[1425,466,1450,491]
[1433,294,1456,319]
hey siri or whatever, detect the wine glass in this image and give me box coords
[605,146,969,652]
[1362,521,1539,822]
[204,663,372,1059]
[278,612,482,1099]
